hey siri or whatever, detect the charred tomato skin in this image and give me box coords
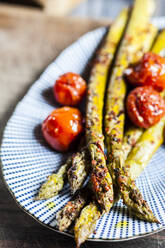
[42,107,83,151]
[126,86,165,128]
[125,52,165,92]
[54,72,87,106]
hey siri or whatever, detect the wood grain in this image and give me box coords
[0,4,110,120]
[0,4,164,248]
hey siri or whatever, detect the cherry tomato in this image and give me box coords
[42,107,83,152]
[126,86,165,128]
[54,72,87,106]
[125,52,165,92]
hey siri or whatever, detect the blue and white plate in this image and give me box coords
[1,17,165,242]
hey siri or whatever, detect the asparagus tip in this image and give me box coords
[34,195,41,201]
[154,219,161,224]
[34,194,49,201]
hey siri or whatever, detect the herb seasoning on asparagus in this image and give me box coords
[74,202,101,248]
[68,148,90,194]
[35,157,72,200]
[56,189,87,232]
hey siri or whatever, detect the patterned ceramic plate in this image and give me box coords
[1,17,165,242]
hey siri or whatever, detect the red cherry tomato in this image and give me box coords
[54,72,87,106]
[126,86,165,128]
[42,107,83,151]
[125,52,165,92]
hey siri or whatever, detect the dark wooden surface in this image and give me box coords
[0,4,164,248]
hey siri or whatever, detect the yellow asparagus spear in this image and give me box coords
[86,8,129,212]
[105,0,157,182]
[74,202,101,248]
[127,116,165,179]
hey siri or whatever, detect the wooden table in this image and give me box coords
[0,4,164,248]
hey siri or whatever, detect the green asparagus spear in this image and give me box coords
[122,126,143,161]
[35,158,71,200]
[74,202,101,248]
[127,116,165,180]
[56,190,87,232]
[86,8,129,212]
[89,143,113,212]
[67,148,90,194]
[117,171,160,223]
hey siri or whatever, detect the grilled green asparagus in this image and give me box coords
[74,202,101,248]
[67,148,90,194]
[122,126,143,161]
[35,158,71,200]
[56,190,87,232]
[127,116,165,180]
[116,170,160,223]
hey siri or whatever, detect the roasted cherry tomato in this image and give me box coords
[126,86,165,128]
[54,72,87,106]
[125,52,165,92]
[42,107,83,152]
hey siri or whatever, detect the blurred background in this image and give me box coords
[1,0,164,18]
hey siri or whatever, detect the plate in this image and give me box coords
[1,17,165,242]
